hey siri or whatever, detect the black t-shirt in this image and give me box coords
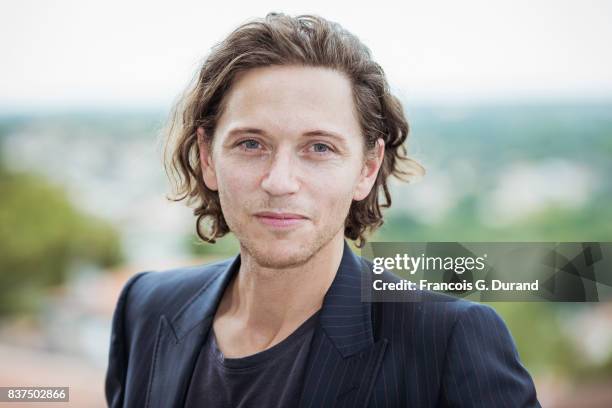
[184,310,320,407]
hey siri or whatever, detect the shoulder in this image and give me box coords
[118,257,235,322]
[372,268,508,341]
[363,266,539,404]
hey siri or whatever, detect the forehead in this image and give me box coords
[215,65,362,142]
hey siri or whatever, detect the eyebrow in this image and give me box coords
[226,127,350,148]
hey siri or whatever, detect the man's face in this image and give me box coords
[198,65,383,269]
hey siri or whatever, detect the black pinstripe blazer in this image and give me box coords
[105,240,540,407]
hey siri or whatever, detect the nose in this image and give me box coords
[260,147,300,196]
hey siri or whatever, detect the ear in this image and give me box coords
[196,127,218,191]
[353,138,385,201]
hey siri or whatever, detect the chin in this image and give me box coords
[238,233,321,269]
[252,240,314,268]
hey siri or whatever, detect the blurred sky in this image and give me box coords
[1,0,612,112]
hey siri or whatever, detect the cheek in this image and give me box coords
[215,155,362,212]
[215,163,259,218]
[216,159,258,192]
[309,168,361,213]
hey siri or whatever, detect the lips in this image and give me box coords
[254,211,308,228]
[254,211,307,219]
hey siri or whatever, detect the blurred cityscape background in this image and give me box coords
[1,0,612,407]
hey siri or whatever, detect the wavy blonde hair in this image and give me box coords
[163,12,424,248]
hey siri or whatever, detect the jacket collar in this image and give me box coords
[146,240,386,408]
[169,239,373,357]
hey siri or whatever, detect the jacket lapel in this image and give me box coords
[145,255,240,408]
[298,241,388,408]
[146,240,388,408]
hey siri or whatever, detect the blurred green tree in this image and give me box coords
[0,162,123,316]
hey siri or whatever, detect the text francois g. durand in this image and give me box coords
[370,254,539,292]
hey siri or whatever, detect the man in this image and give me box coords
[105,13,540,407]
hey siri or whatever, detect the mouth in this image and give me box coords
[253,211,308,229]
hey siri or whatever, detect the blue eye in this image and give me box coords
[236,140,333,155]
[239,139,261,150]
[312,143,332,153]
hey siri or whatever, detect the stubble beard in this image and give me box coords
[218,184,353,274]
[233,216,345,272]
[224,212,347,273]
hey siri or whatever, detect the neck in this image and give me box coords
[220,231,345,337]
